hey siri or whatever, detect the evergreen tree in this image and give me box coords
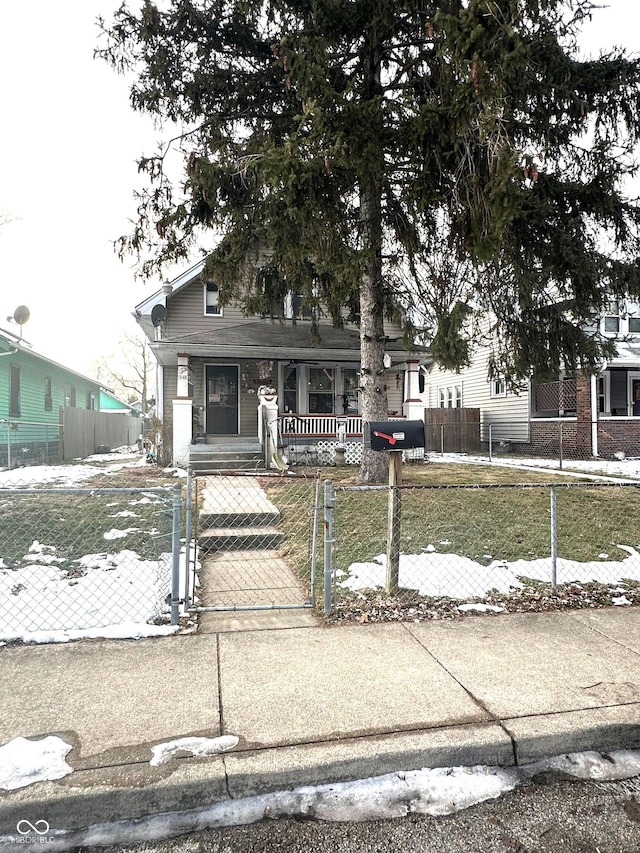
[99,0,640,482]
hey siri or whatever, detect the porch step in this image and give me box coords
[198,526,284,552]
[191,457,264,473]
[199,511,281,528]
[190,446,264,473]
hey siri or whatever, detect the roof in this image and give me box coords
[0,329,103,388]
[150,319,422,365]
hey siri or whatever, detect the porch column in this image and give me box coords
[172,355,193,467]
[257,385,279,469]
[591,373,599,457]
[403,359,425,421]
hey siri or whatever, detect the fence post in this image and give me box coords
[386,450,402,594]
[171,483,182,625]
[184,469,193,610]
[440,424,445,455]
[488,424,493,462]
[559,422,563,470]
[310,477,321,608]
[550,486,557,591]
[323,479,334,615]
[7,421,11,470]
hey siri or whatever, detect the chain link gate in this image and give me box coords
[183,470,320,615]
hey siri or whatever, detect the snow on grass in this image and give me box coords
[340,545,640,600]
[0,548,172,640]
[9,749,640,849]
[0,736,73,791]
[431,452,640,483]
[150,735,240,766]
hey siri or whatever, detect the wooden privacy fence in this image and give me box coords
[62,408,141,459]
[423,408,481,453]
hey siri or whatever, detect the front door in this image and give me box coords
[205,365,239,435]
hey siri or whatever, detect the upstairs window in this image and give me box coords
[44,376,52,412]
[603,315,620,333]
[10,364,20,416]
[65,384,76,407]
[87,391,96,410]
[291,294,314,320]
[491,379,507,397]
[204,281,222,316]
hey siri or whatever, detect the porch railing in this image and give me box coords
[278,414,363,437]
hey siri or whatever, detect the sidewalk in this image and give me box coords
[1,608,640,840]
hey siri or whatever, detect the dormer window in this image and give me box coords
[204,281,222,316]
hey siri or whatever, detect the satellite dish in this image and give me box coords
[151,304,166,327]
[13,305,30,325]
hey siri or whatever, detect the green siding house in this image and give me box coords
[0,329,102,466]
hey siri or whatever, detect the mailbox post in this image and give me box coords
[364,420,425,595]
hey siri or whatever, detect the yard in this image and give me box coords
[3,450,640,641]
[264,456,640,623]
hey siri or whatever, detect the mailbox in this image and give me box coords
[364,420,425,451]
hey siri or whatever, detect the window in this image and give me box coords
[204,281,222,316]
[64,384,76,407]
[291,294,314,320]
[454,385,462,408]
[342,369,360,414]
[283,366,297,413]
[598,376,606,414]
[439,388,446,408]
[629,317,640,333]
[86,391,96,410]
[9,364,20,416]
[44,377,52,412]
[604,315,620,333]
[308,367,334,414]
[491,379,506,397]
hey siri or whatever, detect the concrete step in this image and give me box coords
[199,511,281,528]
[198,526,284,552]
[190,458,265,474]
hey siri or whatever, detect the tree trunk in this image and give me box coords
[357,21,389,485]
[357,184,389,484]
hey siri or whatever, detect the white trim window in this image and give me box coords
[204,281,222,316]
[453,385,462,408]
[490,378,507,398]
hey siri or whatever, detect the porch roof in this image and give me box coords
[151,320,424,365]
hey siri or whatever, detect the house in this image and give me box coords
[133,261,427,468]
[0,327,102,466]
[422,301,640,460]
[99,389,143,418]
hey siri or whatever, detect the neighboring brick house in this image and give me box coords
[421,302,640,460]
[134,261,427,467]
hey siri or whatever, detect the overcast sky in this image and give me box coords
[0,0,637,377]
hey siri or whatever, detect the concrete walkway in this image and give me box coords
[1,608,640,840]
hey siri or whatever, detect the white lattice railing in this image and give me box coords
[278,414,363,437]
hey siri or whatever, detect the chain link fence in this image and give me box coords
[426,419,640,467]
[323,480,640,621]
[0,480,180,640]
[0,419,61,467]
[188,471,319,612]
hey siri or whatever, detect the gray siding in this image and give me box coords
[165,279,258,339]
[424,341,531,443]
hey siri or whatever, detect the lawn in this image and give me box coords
[264,460,640,618]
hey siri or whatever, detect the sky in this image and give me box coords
[0,1,638,377]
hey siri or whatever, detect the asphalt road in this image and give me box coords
[91,776,640,853]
